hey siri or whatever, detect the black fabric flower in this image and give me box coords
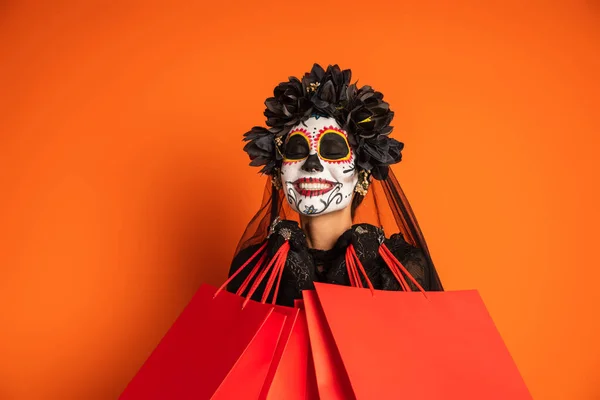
[359,135,404,180]
[308,64,352,114]
[264,77,313,137]
[243,126,279,175]
[243,63,404,179]
[341,84,402,180]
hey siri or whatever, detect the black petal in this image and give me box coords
[244,63,403,179]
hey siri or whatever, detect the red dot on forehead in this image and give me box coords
[306,129,319,147]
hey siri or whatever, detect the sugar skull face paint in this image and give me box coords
[280,116,358,216]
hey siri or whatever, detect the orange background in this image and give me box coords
[0,1,598,399]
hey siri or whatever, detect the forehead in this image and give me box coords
[291,116,346,138]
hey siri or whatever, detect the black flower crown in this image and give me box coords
[243,63,404,181]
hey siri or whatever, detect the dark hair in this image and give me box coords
[351,193,365,219]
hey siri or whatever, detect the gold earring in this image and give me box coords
[271,168,282,190]
[274,136,284,158]
[272,136,284,191]
[354,170,370,196]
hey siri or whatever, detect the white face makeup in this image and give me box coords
[280,116,358,216]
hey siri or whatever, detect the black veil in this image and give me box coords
[232,168,443,290]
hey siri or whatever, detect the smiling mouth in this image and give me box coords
[293,177,336,197]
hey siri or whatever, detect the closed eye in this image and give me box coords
[284,134,310,160]
[319,132,350,161]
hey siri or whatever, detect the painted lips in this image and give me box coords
[293,177,335,197]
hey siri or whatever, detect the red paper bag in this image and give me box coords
[305,332,320,400]
[311,282,532,400]
[296,300,320,400]
[258,305,301,399]
[303,290,355,400]
[120,283,287,400]
[259,302,318,400]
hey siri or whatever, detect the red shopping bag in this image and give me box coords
[259,301,319,400]
[296,300,320,400]
[305,332,320,400]
[303,290,355,400]
[120,284,286,400]
[258,305,301,399]
[121,241,296,399]
[304,244,532,400]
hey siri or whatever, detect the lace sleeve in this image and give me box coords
[382,233,443,291]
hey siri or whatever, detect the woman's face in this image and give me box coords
[280,116,358,216]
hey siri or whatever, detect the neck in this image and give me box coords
[300,207,353,250]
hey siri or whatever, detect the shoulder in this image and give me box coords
[384,232,414,255]
[384,232,426,267]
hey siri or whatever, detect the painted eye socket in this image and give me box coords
[284,134,310,160]
[319,132,350,160]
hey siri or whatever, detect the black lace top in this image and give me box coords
[227,221,443,307]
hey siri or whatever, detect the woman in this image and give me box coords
[227,64,443,306]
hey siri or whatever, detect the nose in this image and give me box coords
[302,154,324,172]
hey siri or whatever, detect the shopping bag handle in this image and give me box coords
[345,243,427,298]
[379,244,427,296]
[345,244,375,295]
[214,236,291,308]
[215,241,268,298]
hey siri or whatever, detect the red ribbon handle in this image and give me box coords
[379,243,427,298]
[345,242,428,298]
[345,244,375,296]
[214,239,291,307]
[215,241,268,298]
